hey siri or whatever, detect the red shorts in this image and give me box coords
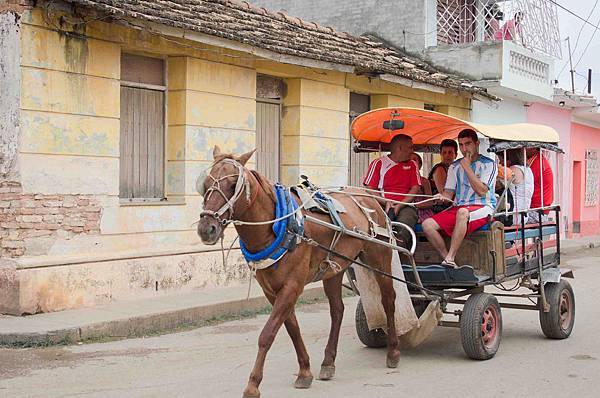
[429,205,490,237]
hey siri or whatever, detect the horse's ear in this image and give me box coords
[238,149,256,166]
[213,145,222,159]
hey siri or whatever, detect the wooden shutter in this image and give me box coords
[256,99,281,182]
[349,93,371,187]
[120,86,165,199]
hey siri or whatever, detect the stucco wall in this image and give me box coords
[14,9,259,258]
[250,0,431,54]
[0,11,21,181]
[424,42,503,81]
[472,97,527,124]
[281,78,350,186]
[526,103,572,236]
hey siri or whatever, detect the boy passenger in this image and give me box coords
[429,139,458,195]
[363,134,421,247]
[422,130,498,268]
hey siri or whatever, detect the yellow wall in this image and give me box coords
[17,8,473,258]
[167,56,257,197]
[280,78,350,186]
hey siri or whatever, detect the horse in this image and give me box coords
[197,146,400,398]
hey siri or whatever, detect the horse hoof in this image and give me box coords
[318,365,336,380]
[294,375,314,389]
[242,387,260,398]
[386,352,400,368]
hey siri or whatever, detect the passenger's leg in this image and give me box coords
[422,218,448,259]
[445,207,469,263]
[395,206,418,248]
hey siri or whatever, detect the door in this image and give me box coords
[572,161,582,233]
[256,98,281,182]
[349,93,371,186]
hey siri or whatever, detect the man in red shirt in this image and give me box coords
[527,148,554,222]
[363,134,421,246]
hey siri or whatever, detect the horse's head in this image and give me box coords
[196,145,256,245]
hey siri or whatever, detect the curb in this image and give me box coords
[0,286,328,347]
[560,239,600,256]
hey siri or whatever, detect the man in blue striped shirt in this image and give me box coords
[422,129,498,268]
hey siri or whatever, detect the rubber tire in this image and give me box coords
[355,299,387,348]
[539,279,575,339]
[460,293,502,360]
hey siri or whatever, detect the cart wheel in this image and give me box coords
[355,299,387,348]
[539,279,575,339]
[460,293,502,360]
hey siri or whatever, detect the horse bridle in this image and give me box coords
[199,158,252,225]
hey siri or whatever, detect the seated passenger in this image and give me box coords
[363,134,421,247]
[429,139,458,213]
[526,148,554,223]
[409,152,434,223]
[498,149,534,226]
[422,129,498,267]
[494,156,514,225]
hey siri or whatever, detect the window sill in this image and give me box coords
[119,197,186,206]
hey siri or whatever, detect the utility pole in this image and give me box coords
[567,37,575,93]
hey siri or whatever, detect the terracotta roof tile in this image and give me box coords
[64,0,496,99]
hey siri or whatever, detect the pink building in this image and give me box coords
[527,92,600,238]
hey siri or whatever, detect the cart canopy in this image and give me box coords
[351,108,561,152]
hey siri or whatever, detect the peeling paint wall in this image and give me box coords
[281,78,350,186]
[0,11,21,181]
[5,6,476,313]
[11,250,248,315]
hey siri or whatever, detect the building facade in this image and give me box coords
[527,93,600,238]
[252,0,600,238]
[0,0,491,314]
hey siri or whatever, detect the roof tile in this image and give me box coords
[64,0,496,99]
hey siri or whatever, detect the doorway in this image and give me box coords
[348,93,371,186]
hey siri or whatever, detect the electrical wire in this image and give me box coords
[573,17,600,69]
[556,0,599,79]
[546,0,600,30]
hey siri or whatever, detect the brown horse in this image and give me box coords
[197,146,399,398]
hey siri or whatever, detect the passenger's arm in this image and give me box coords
[461,155,489,197]
[392,184,420,212]
[509,165,524,184]
[437,163,457,203]
[432,166,447,195]
[440,189,455,202]
[415,179,433,209]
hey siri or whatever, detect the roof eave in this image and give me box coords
[114,17,496,99]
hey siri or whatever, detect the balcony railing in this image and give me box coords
[436,0,562,59]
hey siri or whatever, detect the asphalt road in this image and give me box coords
[1,248,599,398]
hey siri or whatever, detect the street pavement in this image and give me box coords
[1,247,599,398]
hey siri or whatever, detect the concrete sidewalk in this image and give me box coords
[1,235,598,347]
[0,282,327,347]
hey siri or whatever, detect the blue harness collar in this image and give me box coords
[239,183,303,265]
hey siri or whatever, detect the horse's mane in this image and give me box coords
[250,170,277,203]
